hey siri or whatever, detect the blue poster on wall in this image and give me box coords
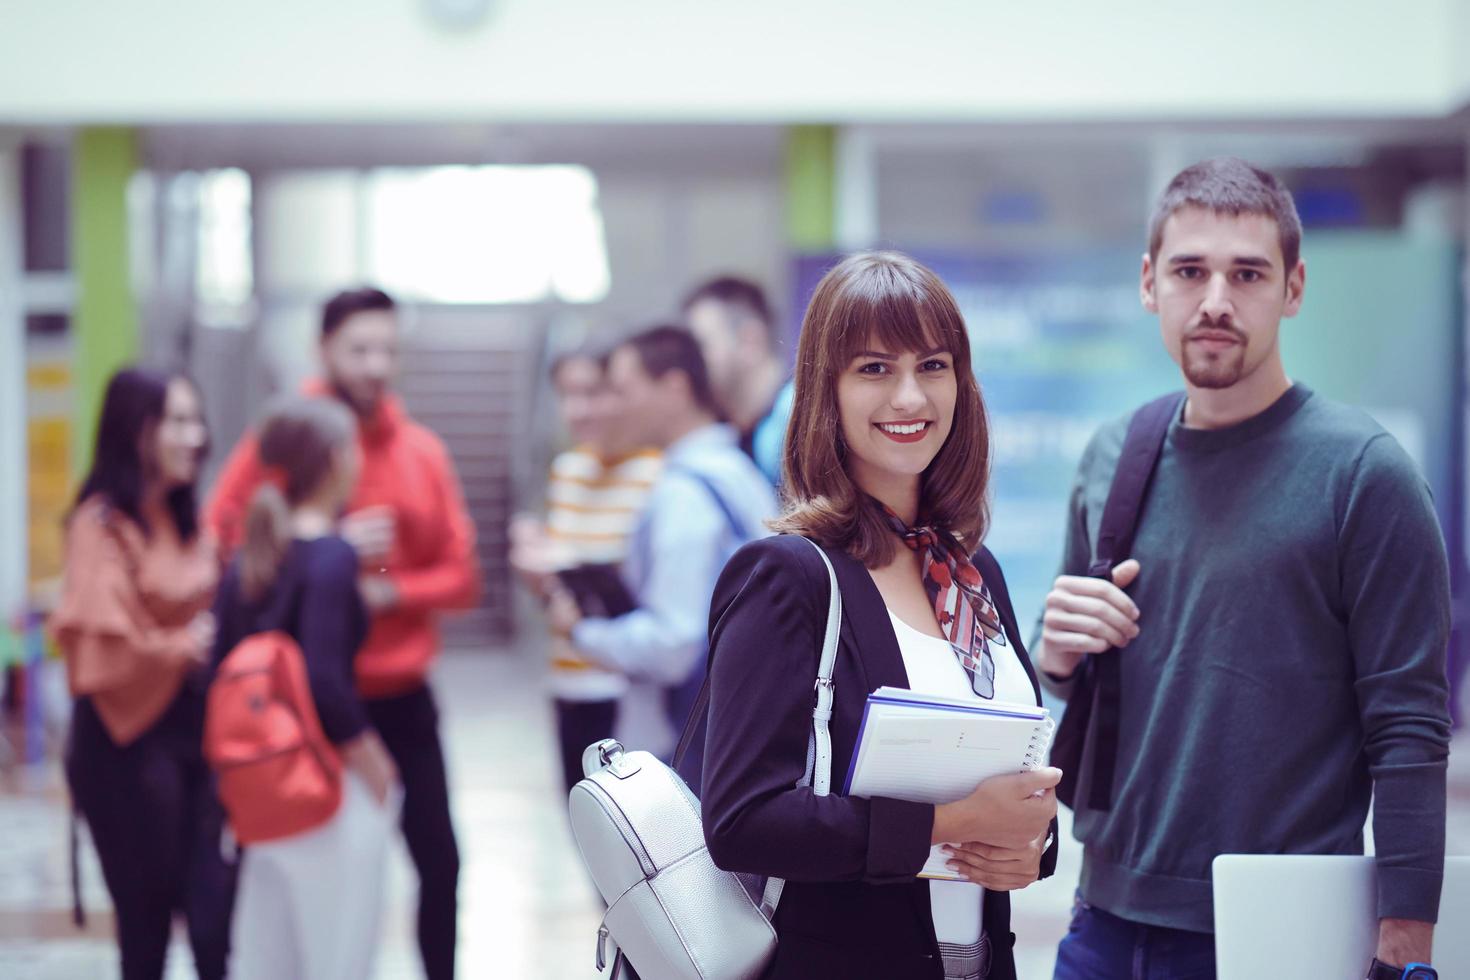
[793,238,1462,654]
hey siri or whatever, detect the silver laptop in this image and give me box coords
[1213,855,1469,979]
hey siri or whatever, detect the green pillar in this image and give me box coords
[71,127,139,476]
[784,125,837,253]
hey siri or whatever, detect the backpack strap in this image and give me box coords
[759,539,841,917]
[1092,393,1184,578]
[1058,391,1182,812]
[664,465,753,543]
[671,536,841,921]
[69,804,85,928]
[657,465,759,736]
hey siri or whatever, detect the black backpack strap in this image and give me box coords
[1091,393,1184,577]
[70,803,86,928]
[1056,392,1182,812]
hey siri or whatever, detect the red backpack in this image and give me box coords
[203,631,343,844]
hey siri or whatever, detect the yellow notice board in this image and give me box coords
[27,360,71,595]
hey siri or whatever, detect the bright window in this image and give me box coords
[365,165,610,304]
[194,168,254,322]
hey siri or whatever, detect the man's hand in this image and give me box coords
[340,506,396,565]
[1037,559,1142,678]
[508,515,559,600]
[1376,917,1433,970]
[546,587,583,640]
[358,574,400,613]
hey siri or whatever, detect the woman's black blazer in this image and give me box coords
[700,534,1059,980]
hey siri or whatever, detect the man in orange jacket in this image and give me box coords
[207,287,479,980]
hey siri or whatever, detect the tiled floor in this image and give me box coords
[1,648,1467,979]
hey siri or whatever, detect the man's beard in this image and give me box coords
[330,379,384,418]
[1180,322,1249,389]
[1182,344,1246,389]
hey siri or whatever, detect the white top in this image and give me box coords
[886,608,1036,947]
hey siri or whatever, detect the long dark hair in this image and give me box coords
[72,367,208,541]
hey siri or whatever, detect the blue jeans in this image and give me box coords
[1053,895,1216,980]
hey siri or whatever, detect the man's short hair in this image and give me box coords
[620,325,720,416]
[1148,158,1303,273]
[681,276,775,343]
[322,287,396,338]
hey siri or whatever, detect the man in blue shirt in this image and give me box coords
[549,325,777,754]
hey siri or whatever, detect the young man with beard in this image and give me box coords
[1037,159,1451,979]
[207,287,479,980]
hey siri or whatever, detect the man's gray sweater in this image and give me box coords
[1043,384,1452,933]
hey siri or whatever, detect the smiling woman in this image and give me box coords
[840,342,958,509]
[703,251,1058,980]
[50,368,231,980]
[772,250,989,567]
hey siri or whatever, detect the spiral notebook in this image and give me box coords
[843,687,1056,881]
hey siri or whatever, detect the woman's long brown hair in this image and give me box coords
[770,251,991,567]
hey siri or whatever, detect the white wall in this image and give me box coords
[229,159,785,405]
[1457,0,1470,109]
[595,171,786,327]
[2,0,1466,123]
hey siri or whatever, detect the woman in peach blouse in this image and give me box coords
[52,368,234,980]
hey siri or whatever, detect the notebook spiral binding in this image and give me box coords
[1023,716,1057,769]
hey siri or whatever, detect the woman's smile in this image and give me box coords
[874,419,934,444]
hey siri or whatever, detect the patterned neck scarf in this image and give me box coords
[875,500,1005,699]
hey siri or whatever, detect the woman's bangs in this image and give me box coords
[838,288,953,363]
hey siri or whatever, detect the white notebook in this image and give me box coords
[843,686,1056,881]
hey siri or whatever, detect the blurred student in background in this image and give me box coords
[206,287,479,980]
[510,348,661,794]
[546,326,775,766]
[52,368,234,980]
[212,396,399,980]
[683,276,792,486]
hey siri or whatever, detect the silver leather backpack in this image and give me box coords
[568,538,841,979]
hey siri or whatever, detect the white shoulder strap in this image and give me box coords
[759,537,841,918]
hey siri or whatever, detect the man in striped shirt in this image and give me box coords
[512,350,660,794]
[547,327,777,780]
